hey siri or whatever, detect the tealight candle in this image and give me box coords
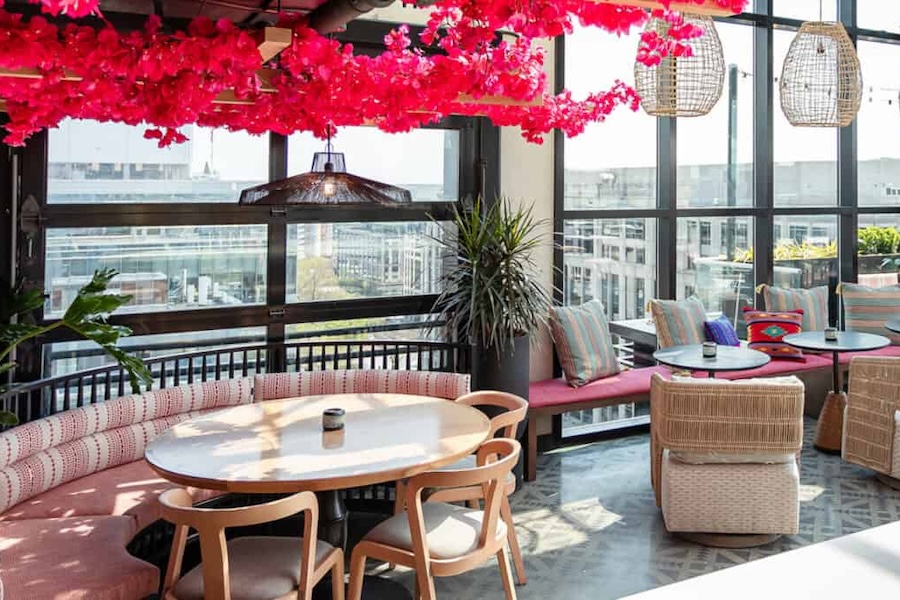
[322,408,345,431]
[824,327,838,341]
[702,342,718,358]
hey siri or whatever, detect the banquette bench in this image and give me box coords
[0,369,470,599]
[524,346,900,482]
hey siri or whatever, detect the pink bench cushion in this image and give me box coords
[2,459,222,532]
[529,366,672,410]
[717,354,833,380]
[254,370,471,402]
[0,516,159,600]
[838,345,900,365]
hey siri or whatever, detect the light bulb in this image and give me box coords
[322,178,336,197]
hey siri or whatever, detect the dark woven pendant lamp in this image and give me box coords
[239,131,413,206]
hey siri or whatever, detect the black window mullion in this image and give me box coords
[838,0,859,311]
[657,117,677,300]
[266,133,289,370]
[753,1,775,307]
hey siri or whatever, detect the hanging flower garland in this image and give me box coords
[0,0,749,146]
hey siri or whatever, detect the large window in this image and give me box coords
[857,40,900,208]
[564,26,656,210]
[774,0,836,21]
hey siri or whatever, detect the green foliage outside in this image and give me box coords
[733,226,900,265]
[1,269,152,426]
[291,257,379,340]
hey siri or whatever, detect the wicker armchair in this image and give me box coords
[842,357,900,488]
[650,374,805,546]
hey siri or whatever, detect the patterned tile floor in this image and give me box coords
[378,419,900,599]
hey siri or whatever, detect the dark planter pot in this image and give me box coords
[470,335,530,488]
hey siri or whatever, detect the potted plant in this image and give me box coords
[1,269,153,426]
[431,197,552,400]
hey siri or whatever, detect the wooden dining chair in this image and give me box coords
[158,489,345,600]
[393,390,528,585]
[349,438,521,600]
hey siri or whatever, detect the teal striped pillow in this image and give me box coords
[763,285,829,332]
[549,300,621,387]
[650,296,706,349]
[841,283,900,345]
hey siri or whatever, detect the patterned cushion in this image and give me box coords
[841,282,900,345]
[744,309,805,360]
[650,296,707,349]
[0,379,253,516]
[704,315,741,346]
[549,300,621,387]
[763,284,829,332]
[253,370,470,402]
[0,516,159,600]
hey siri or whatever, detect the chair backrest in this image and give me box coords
[406,438,520,561]
[455,391,527,439]
[844,356,900,474]
[159,489,319,600]
[253,370,470,402]
[0,378,254,515]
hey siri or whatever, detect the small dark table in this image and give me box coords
[886,320,900,335]
[783,331,890,454]
[653,344,770,378]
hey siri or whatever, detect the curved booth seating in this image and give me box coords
[253,369,471,402]
[0,378,253,600]
[842,356,900,488]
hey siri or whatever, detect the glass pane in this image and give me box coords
[773,215,838,288]
[774,0,836,21]
[858,215,900,288]
[677,217,754,333]
[287,315,441,341]
[286,222,447,302]
[858,1,900,34]
[48,121,269,204]
[287,128,459,203]
[562,218,657,321]
[45,225,268,317]
[774,29,838,207]
[857,41,900,207]
[46,327,267,378]
[677,22,754,208]
[564,27,656,210]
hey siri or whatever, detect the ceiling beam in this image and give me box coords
[589,0,740,16]
[254,27,292,63]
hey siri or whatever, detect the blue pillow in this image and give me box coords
[704,315,741,347]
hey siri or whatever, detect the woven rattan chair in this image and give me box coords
[842,356,900,490]
[650,374,805,548]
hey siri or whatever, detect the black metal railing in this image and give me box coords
[2,339,470,425]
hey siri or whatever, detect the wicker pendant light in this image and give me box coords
[634,13,725,118]
[779,21,862,127]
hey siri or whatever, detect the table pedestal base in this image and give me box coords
[876,473,900,491]
[678,532,782,549]
[814,391,847,454]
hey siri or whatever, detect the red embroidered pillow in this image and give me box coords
[743,308,805,360]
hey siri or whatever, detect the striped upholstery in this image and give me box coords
[0,379,253,516]
[549,300,621,387]
[650,296,706,349]
[841,282,900,345]
[253,370,470,402]
[763,284,829,332]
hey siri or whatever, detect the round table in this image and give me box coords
[146,393,491,598]
[783,331,890,454]
[886,320,900,335]
[653,344,771,378]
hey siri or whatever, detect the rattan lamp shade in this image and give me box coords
[634,14,725,118]
[779,22,862,128]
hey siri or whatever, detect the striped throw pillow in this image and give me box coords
[744,308,805,360]
[650,296,706,349]
[841,283,900,345]
[549,300,621,387]
[763,284,829,332]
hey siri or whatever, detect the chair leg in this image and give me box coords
[347,548,367,600]
[466,498,480,509]
[414,567,437,600]
[331,553,346,600]
[394,480,407,515]
[501,496,527,585]
[496,545,518,600]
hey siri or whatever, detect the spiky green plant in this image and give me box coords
[1,269,152,426]
[430,197,553,355]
